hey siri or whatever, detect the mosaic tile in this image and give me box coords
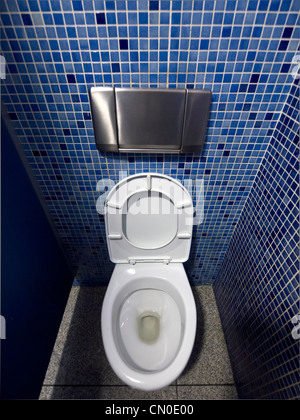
[0,0,299,285]
[214,80,299,399]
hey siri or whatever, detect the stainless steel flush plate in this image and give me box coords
[89,87,211,154]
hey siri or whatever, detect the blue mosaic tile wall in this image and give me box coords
[1,0,299,285]
[214,80,299,399]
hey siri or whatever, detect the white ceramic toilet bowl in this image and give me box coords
[101,262,196,391]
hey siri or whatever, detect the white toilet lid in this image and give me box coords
[118,289,182,371]
[105,173,193,263]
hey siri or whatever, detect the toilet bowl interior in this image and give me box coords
[116,289,182,372]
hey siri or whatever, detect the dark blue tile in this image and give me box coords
[96,12,106,24]
[8,112,18,120]
[67,74,76,83]
[200,39,209,49]
[250,74,260,83]
[248,84,257,93]
[282,27,293,38]
[149,1,159,10]
[21,13,33,25]
[278,40,289,50]
[280,63,290,73]
[111,62,120,72]
[264,113,273,120]
[53,13,64,25]
[222,26,231,37]
[171,12,180,24]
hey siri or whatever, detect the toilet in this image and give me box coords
[101,173,196,391]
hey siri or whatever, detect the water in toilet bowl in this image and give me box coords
[118,289,182,371]
[138,311,160,343]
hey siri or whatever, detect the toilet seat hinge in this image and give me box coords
[128,258,171,265]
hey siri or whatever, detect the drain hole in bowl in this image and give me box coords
[138,311,160,343]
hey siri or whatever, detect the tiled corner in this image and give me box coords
[214,80,299,400]
[39,285,237,400]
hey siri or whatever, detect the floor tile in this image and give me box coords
[42,286,122,386]
[40,285,237,399]
[40,385,177,400]
[177,385,238,400]
[177,286,235,385]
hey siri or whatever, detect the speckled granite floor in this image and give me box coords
[39,286,238,400]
